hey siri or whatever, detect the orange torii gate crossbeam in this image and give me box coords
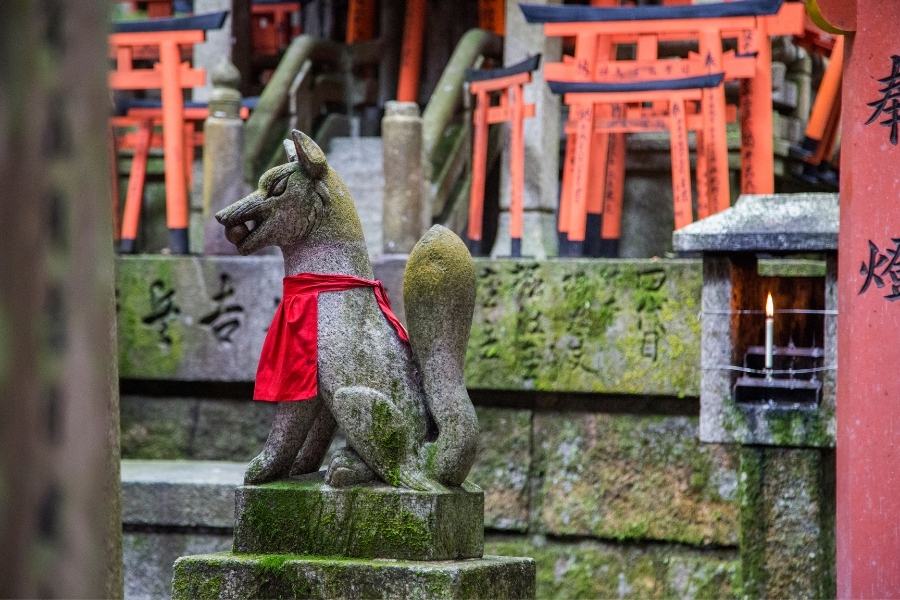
[465,55,540,257]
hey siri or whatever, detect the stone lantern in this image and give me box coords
[674,193,838,448]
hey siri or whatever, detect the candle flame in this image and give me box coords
[766,293,774,317]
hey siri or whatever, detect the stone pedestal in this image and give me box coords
[173,554,535,600]
[172,474,534,599]
[233,475,483,560]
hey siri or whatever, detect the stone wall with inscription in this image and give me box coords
[116,256,702,396]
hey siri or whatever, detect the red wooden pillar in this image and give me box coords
[159,38,189,253]
[397,0,426,102]
[813,0,900,596]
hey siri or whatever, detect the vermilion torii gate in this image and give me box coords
[810,0,900,596]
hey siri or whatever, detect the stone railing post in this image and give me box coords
[381,100,426,255]
[202,60,248,255]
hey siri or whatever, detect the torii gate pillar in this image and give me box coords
[811,0,900,596]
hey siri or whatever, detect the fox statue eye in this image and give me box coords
[267,173,290,197]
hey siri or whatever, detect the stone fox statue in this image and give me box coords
[215,129,478,491]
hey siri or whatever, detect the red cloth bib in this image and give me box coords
[253,273,409,402]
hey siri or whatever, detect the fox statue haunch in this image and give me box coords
[215,130,478,491]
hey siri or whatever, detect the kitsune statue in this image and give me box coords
[216,130,478,491]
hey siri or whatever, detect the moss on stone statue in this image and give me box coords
[530,412,739,546]
[485,537,738,599]
[371,398,407,486]
[172,552,535,600]
[232,478,482,560]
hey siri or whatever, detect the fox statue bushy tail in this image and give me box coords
[405,226,478,486]
[216,129,478,490]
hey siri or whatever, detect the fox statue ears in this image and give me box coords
[282,129,327,180]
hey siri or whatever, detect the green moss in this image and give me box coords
[257,553,295,574]
[736,448,835,599]
[736,447,765,599]
[532,412,739,547]
[120,421,187,458]
[116,257,183,378]
[757,259,826,278]
[424,442,439,475]
[172,561,224,600]
[466,259,702,397]
[233,479,481,560]
[485,537,738,599]
[346,495,431,558]
[371,399,407,486]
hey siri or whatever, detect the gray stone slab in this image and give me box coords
[530,412,739,546]
[125,531,231,600]
[173,553,536,599]
[233,473,484,560]
[673,193,839,253]
[327,136,384,258]
[122,459,244,528]
[116,255,412,382]
[485,536,738,599]
[121,396,275,461]
[470,407,532,532]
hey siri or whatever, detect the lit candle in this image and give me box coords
[765,292,774,371]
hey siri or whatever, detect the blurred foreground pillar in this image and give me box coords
[0,1,122,597]
[810,0,900,596]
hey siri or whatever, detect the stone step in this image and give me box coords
[173,553,535,600]
[326,136,384,259]
[123,459,244,529]
[122,460,242,600]
[233,473,484,560]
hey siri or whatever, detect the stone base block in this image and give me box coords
[172,553,536,600]
[233,474,484,560]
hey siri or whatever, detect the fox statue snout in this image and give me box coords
[217,129,479,492]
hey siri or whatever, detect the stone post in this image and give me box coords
[492,0,562,258]
[0,1,121,596]
[382,101,426,254]
[203,61,249,255]
[192,0,236,102]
